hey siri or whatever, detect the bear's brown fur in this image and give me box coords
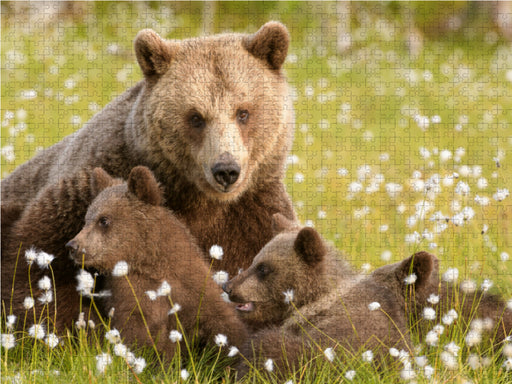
[1,22,296,331]
[67,166,248,358]
[224,214,512,377]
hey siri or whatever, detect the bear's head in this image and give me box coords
[222,214,332,329]
[67,166,164,273]
[130,22,294,202]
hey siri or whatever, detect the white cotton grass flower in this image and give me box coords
[132,357,146,374]
[88,320,96,329]
[95,353,112,374]
[503,358,512,371]
[25,247,38,265]
[75,312,86,329]
[415,355,427,367]
[264,358,274,372]
[38,276,52,291]
[380,249,392,261]
[112,261,129,277]
[283,289,294,304]
[214,334,228,347]
[180,369,190,380]
[212,271,229,285]
[442,268,459,283]
[113,343,129,358]
[460,279,477,294]
[344,370,356,380]
[389,347,400,357]
[168,303,181,315]
[145,290,157,301]
[423,307,436,321]
[156,280,171,296]
[427,294,439,305]
[169,330,182,343]
[442,309,458,325]
[209,245,223,260]
[228,346,239,357]
[38,290,53,304]
[36,251,55,269]
[28,324,45,339]
[493,188,510,202]
[361,350,373,363]
[400,363,416,381]
[404,273,417,285]
[467,354,482,370]
[440,351,458,370]
[368,302,381,311]
[324,347,335,362]
[424,365,435,379]
[105,329,121,344]
[501,252,510,262]
[465,330,482,347]
[76,269,95,296]
[444,341,460,356]
[425,330,440,346]
[45,333,59,348]
[6,315,16,329]
[1,333,16,350]
[503,343,512,358]
[481,279,493,292]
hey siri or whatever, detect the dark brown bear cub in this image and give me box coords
[224,214,512,377]
[67,166,247,359]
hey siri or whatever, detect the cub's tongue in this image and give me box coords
[236,302,254,312]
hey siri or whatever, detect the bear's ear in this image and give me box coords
[127,166,162,206]
[243,21,289,70]
[397,251,439,295]
[293,227,326,267]
[271,213,299,235]
[91,168,115,197]
[134,29,176,77]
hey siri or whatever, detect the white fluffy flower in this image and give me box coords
[95,353,112,374]
[157,281,171,296]
[440,351,458,370]
[38,290,53,304]
[424,365,435,378]
[344,370,356,380]
[1,333,16,350]
[324,347,335,362]
[28,324,45,339]
[465,330,482,347]
[503,343,512,358]
[481,279,493,292]
[169,330,182,343]
[368,302,381,311]
[38,276,52,291]
[132,357,146,374]
[442,268,459,283]
[228,346,239,357]
[460,279,477,294]
[36,251,55,269]
[283,289,294,304]
[112,261,129,277]
[427,294,439,305]
[209,245,223,260]
[168,303,181,315]
[180,369,189,380]
[361,350,374,362]
[25,247,38,265]
[105,329,121,344]
[76,269,95,296]
[389,347,400,357]
[113,343,129,358]
[145,291,157,301]
[400,363,416,381]
[214,334,228,347]
[404,273,417,285]
[444,341,460,356]
[264,358,274,372]
[75,312,86,329]
[423,307,436,321]
[212,271,229,285]
[425,330,439,346]
[45,333,59,348]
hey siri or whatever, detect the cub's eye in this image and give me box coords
[236,109,249,125]
[256,263,272,280]
[188,112,206,130]
[97,216,111,229]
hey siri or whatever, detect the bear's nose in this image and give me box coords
[222,281,232,295]
[211,153,240,189]
[65,239,79,252]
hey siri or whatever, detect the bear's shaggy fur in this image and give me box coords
[67,166,248,359]
[1,22,296,331]
[224,214,512,377]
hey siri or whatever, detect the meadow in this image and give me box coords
[1,2,512,383]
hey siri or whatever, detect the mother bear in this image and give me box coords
[1,22,296,331]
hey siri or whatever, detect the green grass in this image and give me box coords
[2,1,512,383]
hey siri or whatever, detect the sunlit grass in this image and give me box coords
[2,2,512,382]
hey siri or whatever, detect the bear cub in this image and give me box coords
[224,214,512,376]
[67,166,247,359]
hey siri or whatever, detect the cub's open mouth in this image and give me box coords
[235,302,254,312]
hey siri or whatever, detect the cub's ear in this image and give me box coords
[127,166,162,206]
[397,251,439,295]
[293,227,326,267]
[271,213,299,236]
[243,21,289,70]
[134,29,177,77]
[91,168,115,198]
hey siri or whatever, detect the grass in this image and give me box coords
[1,1,512,383]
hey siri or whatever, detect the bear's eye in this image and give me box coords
[188,112,206,130]
[97,216,111,229]
[256,263,272,280]
[236,109,249,125]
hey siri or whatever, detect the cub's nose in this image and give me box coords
[66,239,79,252]
[211,153,240,189]
[222,281,232,295]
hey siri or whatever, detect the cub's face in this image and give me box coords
[223,227,327,329]
[134,23,293,202]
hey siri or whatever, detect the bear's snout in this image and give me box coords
[222,281,232,295]
[66,239,79,253]
[211,152,240,189]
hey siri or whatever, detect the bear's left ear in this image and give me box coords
[293,227,326,267]
[127,166,162,206]
[134,29,178,78]
[243,21,290,70]
[91,168,115,197]
[397,251,439,295]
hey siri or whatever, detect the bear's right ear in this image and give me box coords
[134,29,177,77]
[293,227,326,267]
[243,21,290,70]
[91,167,114,197]
[271,213,299,236]
[127,166,162,206]
[397,251,439,296]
